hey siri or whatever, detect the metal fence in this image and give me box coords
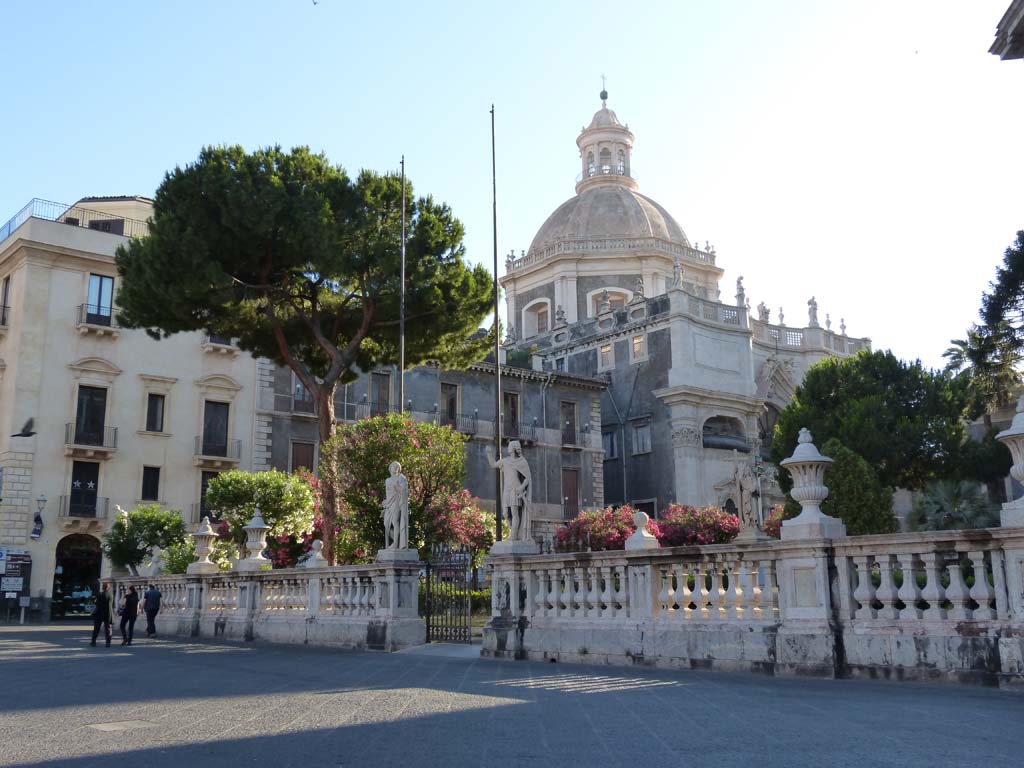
[64,423,118,449]
[0,198,149,242]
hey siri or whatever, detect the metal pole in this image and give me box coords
[399,156,406,413]
[491,105,503,542]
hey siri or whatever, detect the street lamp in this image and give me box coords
[30,494,46,540]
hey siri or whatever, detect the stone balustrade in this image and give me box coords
[484,529,1024,687]
[115,561,423,651]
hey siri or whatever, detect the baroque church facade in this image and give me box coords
[499,91,871,520]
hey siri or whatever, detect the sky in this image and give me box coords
[2,1,1021,369]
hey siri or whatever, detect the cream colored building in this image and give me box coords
[0,197,259,619]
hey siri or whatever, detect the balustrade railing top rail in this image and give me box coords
[510,236,716,272]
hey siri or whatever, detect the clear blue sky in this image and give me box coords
[2,1,1021,368]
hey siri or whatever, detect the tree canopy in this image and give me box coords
[982,230,1024,348]
[818,438,897,535]
[204,469,315,548]
[115,145,494,561]
[102,504,190,571]
[770,350,966,491]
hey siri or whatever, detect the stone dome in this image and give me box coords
[528,184,691,255]
[587,106,622,129]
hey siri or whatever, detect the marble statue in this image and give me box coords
[735,276,745,307]
[598,289,612,314]
[715,450,759,533]
[635,276,645,299]
[807,296,819,328]
[779,307,785,326]
[672,258,683,288]
[840,318,847,336]
[504,324,517,345]
[381,461,410,550]
[486,440,533,541]
[301,539,328,568]
[757,301,770,322]
[555,305,566,325]
[825,313,831,331]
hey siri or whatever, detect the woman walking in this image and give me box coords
[90,582,115,647]
[119,586,140,646]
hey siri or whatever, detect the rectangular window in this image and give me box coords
[631,334,646,361]
[441,382,459,425]
[631,421,652,455]
[75,386,107,445]
[599,343,613,370]
[141,466,160,501]
[536,307,549,333]
[632,499,657,519]
[555,357,566,372]
[291,442,315,473]
[145,393,165,433]
[202,400,230,456]
[69,461,101,517]
[602,430,617,460]
[208,333,232,345]
[560,401,577,445]
[1,275,10,325]
[371,372,391,416]
[86,274,114,326]
[503,391,519,438]
[293,376,314,413]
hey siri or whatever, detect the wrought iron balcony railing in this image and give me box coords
[0,304,9,327]
[194,436,242,459]
[438,413,479,434]
[561,503,581,521]
[65,423,118,449]
[77,303,117,328]
[59,495,110,519]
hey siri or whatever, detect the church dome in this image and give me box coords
[528,184,691,255]
[587,106,622,129]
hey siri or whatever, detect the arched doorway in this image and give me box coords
[51,534,102,619]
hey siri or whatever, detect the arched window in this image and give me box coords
[587,152,595,177]
[617,149,625,174]
[702,415,749,452]
[599,147,612,174]
[587,288,632,317]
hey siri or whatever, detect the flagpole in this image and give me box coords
[399,155,406,414]
[491,104,503,543]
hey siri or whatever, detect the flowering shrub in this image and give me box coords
[554,506,648,552]
[425,489,496,564]
[762,505,786,539]
[655,504,739,547]
[321,414,468,553]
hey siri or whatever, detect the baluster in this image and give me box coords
[726,559,744,619]
[919,551,946,620]
[548,569,561,617]
[657,565,672,615]
[737,561,752,620]
[852,555,876,620]
[875,555,899,620]
[586,566,600,618]
[759,559,778,620]
[896,553,923,620]
[945,555,971,621]
[614,565,629,618]
[532,570,545,618]
[361,577,372,615]
[560,569,573,616]
[707,560,723,619]
[600,566,614,619]
[693,560,708,619]
[968,550,995,620]
[676,564,693,620]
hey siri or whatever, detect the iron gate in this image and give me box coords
[424,543,472,643]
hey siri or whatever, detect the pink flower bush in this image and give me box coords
[655,504,739,547]
[555,506,646,552]
[762,505,785,539]
[425,489,495,555]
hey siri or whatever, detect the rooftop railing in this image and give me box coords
[575,166,637,184]
[509,236,716,273]
[0,198,149,243]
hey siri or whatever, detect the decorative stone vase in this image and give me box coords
[236,508,270,572]
[996,396,1024,527]
[188,516,219,574]
[779,428,846,540]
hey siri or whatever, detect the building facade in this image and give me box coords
[499,92,871,518]
[0,197,259,619]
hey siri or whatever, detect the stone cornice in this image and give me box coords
[653,383,763,413]
[468,361,607,391]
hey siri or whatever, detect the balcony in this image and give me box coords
[561,503,580,521]
[502,421,537,445]
[64,423,118,459]
[193,436,242,469]
[561,425,586,450]
[292,394,315,414]
[201,334,240,357]
[76,303,119,338]
[0,198,149,244]
[439,412,479,435]
[58,495,109,533]
[0,303,8,340]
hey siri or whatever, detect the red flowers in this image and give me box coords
[554,503,741,552]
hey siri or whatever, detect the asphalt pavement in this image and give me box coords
[1,624,1022,768]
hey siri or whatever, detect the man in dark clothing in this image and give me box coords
[120,586,140,646]
[143,584,162,638]
[90,583,115,647]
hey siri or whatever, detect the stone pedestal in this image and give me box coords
[624,511,660,550]
[375,547,420,564]
[996,396,1024,528]
[489,539,540,556]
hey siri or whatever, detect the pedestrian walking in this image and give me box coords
[119,586,140,646]
[143,583,162,637]
[90,582,115,647]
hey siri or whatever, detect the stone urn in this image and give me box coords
[236,508,270,572]
[188,516,219,575]
[996,396,1024,527]
[779,428,846,540]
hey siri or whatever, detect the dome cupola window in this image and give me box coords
[522,299,552,338]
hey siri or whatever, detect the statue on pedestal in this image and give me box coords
[382,461,409,550]
[757,301,770,323]
[807,296,819,328]
[486,440,533,541]
[735,276,746,307]
[715,450,761,534]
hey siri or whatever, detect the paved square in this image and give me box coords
[1,625,1022,768]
